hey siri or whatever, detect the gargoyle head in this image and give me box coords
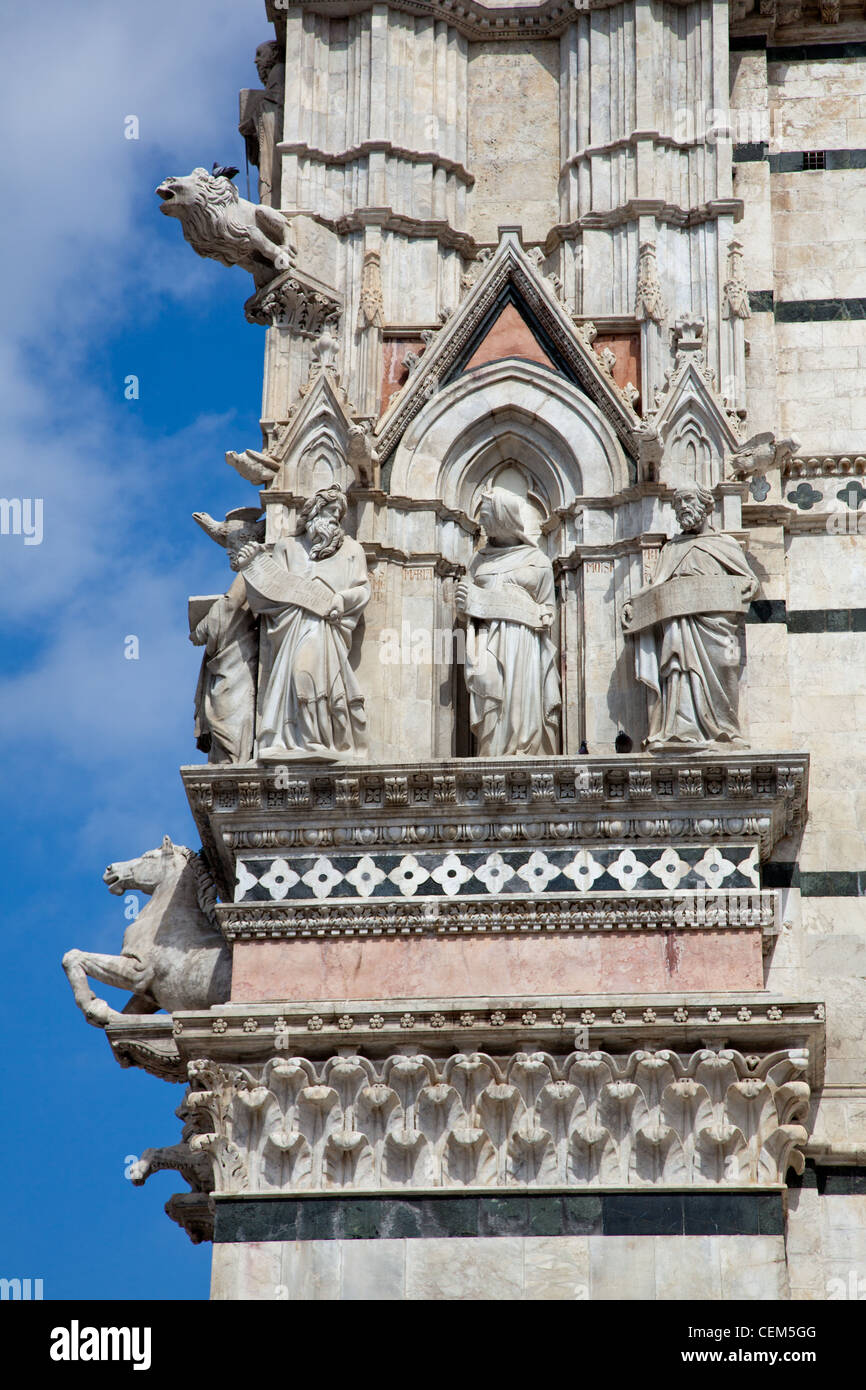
[156,168,238,219]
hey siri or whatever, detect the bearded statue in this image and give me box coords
[622,484,759,749]
[234,487,371,761]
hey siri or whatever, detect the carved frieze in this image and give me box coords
[217,888,778,946]
[136,1047,813,1202]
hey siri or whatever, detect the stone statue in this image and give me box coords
[62,837,230,1028]
[156,166,296,287]
[239,41,286,207]
[455,488,561,756]
[190,508,264,764]
[235,486,371,760]
[622,483,759,749]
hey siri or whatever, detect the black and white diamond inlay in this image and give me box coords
[234,845,761,903]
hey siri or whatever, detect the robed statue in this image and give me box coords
[234,486,371,760]
[622,483,759,749]
[455,488,561,756]
[190,507,264,763]
[238,40,286,207]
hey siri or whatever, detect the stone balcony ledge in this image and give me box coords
[182,752,809,901]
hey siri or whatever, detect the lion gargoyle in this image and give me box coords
[156,166,297,288]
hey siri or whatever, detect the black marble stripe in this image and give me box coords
[762,864,866,896]
[789,1162,866,1194]
[763,862,799,889]
[746,599,786,623]
[213,1191,784,1243]
[800,871,864,898]
[732,37,866,59]
[748,290,775,313]
[733,141,769,163]
[766,41,866,62]
[770,149,866,173]
[775,297,866,322]
[786,608,866,632]
[747,604,866,630]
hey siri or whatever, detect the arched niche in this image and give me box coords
[662,399,722,489]
[388,358,631,519]
[284,414,352,496]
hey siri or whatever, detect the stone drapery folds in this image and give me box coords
[623,486,759,751]
[456,489,561,756]
[236,486,371,761]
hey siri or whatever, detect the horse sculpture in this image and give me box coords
[63,836,231,1028]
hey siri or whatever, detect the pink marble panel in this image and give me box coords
[230,930,764,1002]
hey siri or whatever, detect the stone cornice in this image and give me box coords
[730,7,866,47]
[182,753,809,899]
[544,199,745,252]
[805,1140,866,1166]
[277,139,475,186]
[324,207,477,256]
[560,133,712,177]
[269,0,709,42]
[108,995,826,1088]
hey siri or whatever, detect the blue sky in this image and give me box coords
[1,0,274,1298]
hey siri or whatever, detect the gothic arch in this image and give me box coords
[291,415,352,495]
[388,358,631,517]
[662,398,722,489]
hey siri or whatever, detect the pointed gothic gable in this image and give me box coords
[374,231,642,466]
[652,357,742,490]
[263,369,377,496]
[462,299,557,374]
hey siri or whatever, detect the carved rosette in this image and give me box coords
[162,1048,811,1198]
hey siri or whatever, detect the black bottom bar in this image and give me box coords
[214,1191,784,1243]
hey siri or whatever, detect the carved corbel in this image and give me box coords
[245,270,342,333]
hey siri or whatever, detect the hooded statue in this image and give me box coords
[456,487,561,756]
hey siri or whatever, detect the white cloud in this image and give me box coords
[0,0,269,845]
[0,0,267,337]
